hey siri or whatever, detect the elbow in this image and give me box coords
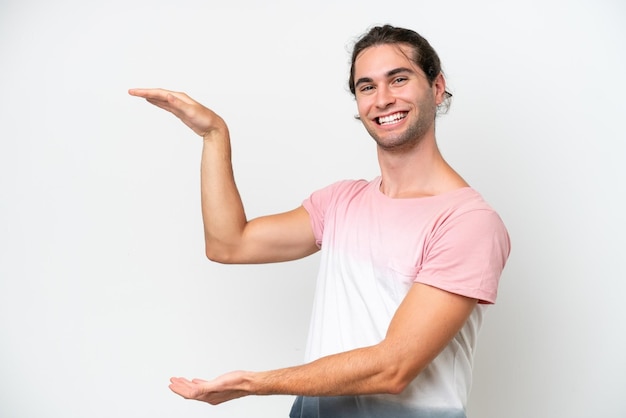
[380,363,424,395]
[204,242,238,264]
[385,375,412,395]
[205,250,226,264]
[373,340,429,395]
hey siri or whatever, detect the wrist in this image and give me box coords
[201,118,229,141]
[247,369,280,396]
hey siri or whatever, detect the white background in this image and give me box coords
[1,1,625,417]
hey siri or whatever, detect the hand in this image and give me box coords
[128,88,227,138]
[168,371,251,405]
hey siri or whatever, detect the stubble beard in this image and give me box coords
[366,101,437,153]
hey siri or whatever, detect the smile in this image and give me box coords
[376,112,408,125]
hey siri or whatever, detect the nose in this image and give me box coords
[375,85,395,109]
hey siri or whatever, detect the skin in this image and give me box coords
[128,42,476,406]
[355,44,438,153]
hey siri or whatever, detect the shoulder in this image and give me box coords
[305,178,376,206]
[302,178,376,246]
[433,188,504,222]
[426,188,511,259]
[320,178,374,194]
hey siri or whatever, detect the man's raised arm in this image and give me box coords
[129,89,318,264]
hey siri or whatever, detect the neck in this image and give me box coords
[376,136,468,198]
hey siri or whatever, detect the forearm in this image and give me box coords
[128,88,252,261]
[244,287,476,398]
[200,127,248,261]
[249,344,412,397]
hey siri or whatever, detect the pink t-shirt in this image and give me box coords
[296,177,510,417]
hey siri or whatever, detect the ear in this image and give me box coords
[433,73,447,105]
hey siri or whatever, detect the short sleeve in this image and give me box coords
[302,180,370,249]
[415,208,511,304]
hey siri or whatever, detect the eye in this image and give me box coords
[392,76,408,85]
[358,85,375,94]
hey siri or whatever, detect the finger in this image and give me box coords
[128,88,171,99]
[130,88,178,112]
[145,97,178,112]
[169,383,190,398]
[130,88,197,106]
[155,94,195,120]
[170,376,192,384]
[170,378,212,401]
[137,92,193,120]
[169,378,194,397]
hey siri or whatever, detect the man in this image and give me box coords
[130,24,510,418]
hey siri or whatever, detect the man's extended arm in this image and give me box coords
[168,282,478,405]
[129,88,318,264]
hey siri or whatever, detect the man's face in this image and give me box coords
[353,43,444,151]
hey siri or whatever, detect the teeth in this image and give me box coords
[378,112,407,125]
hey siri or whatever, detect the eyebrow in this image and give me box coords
[354,67,416,89]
